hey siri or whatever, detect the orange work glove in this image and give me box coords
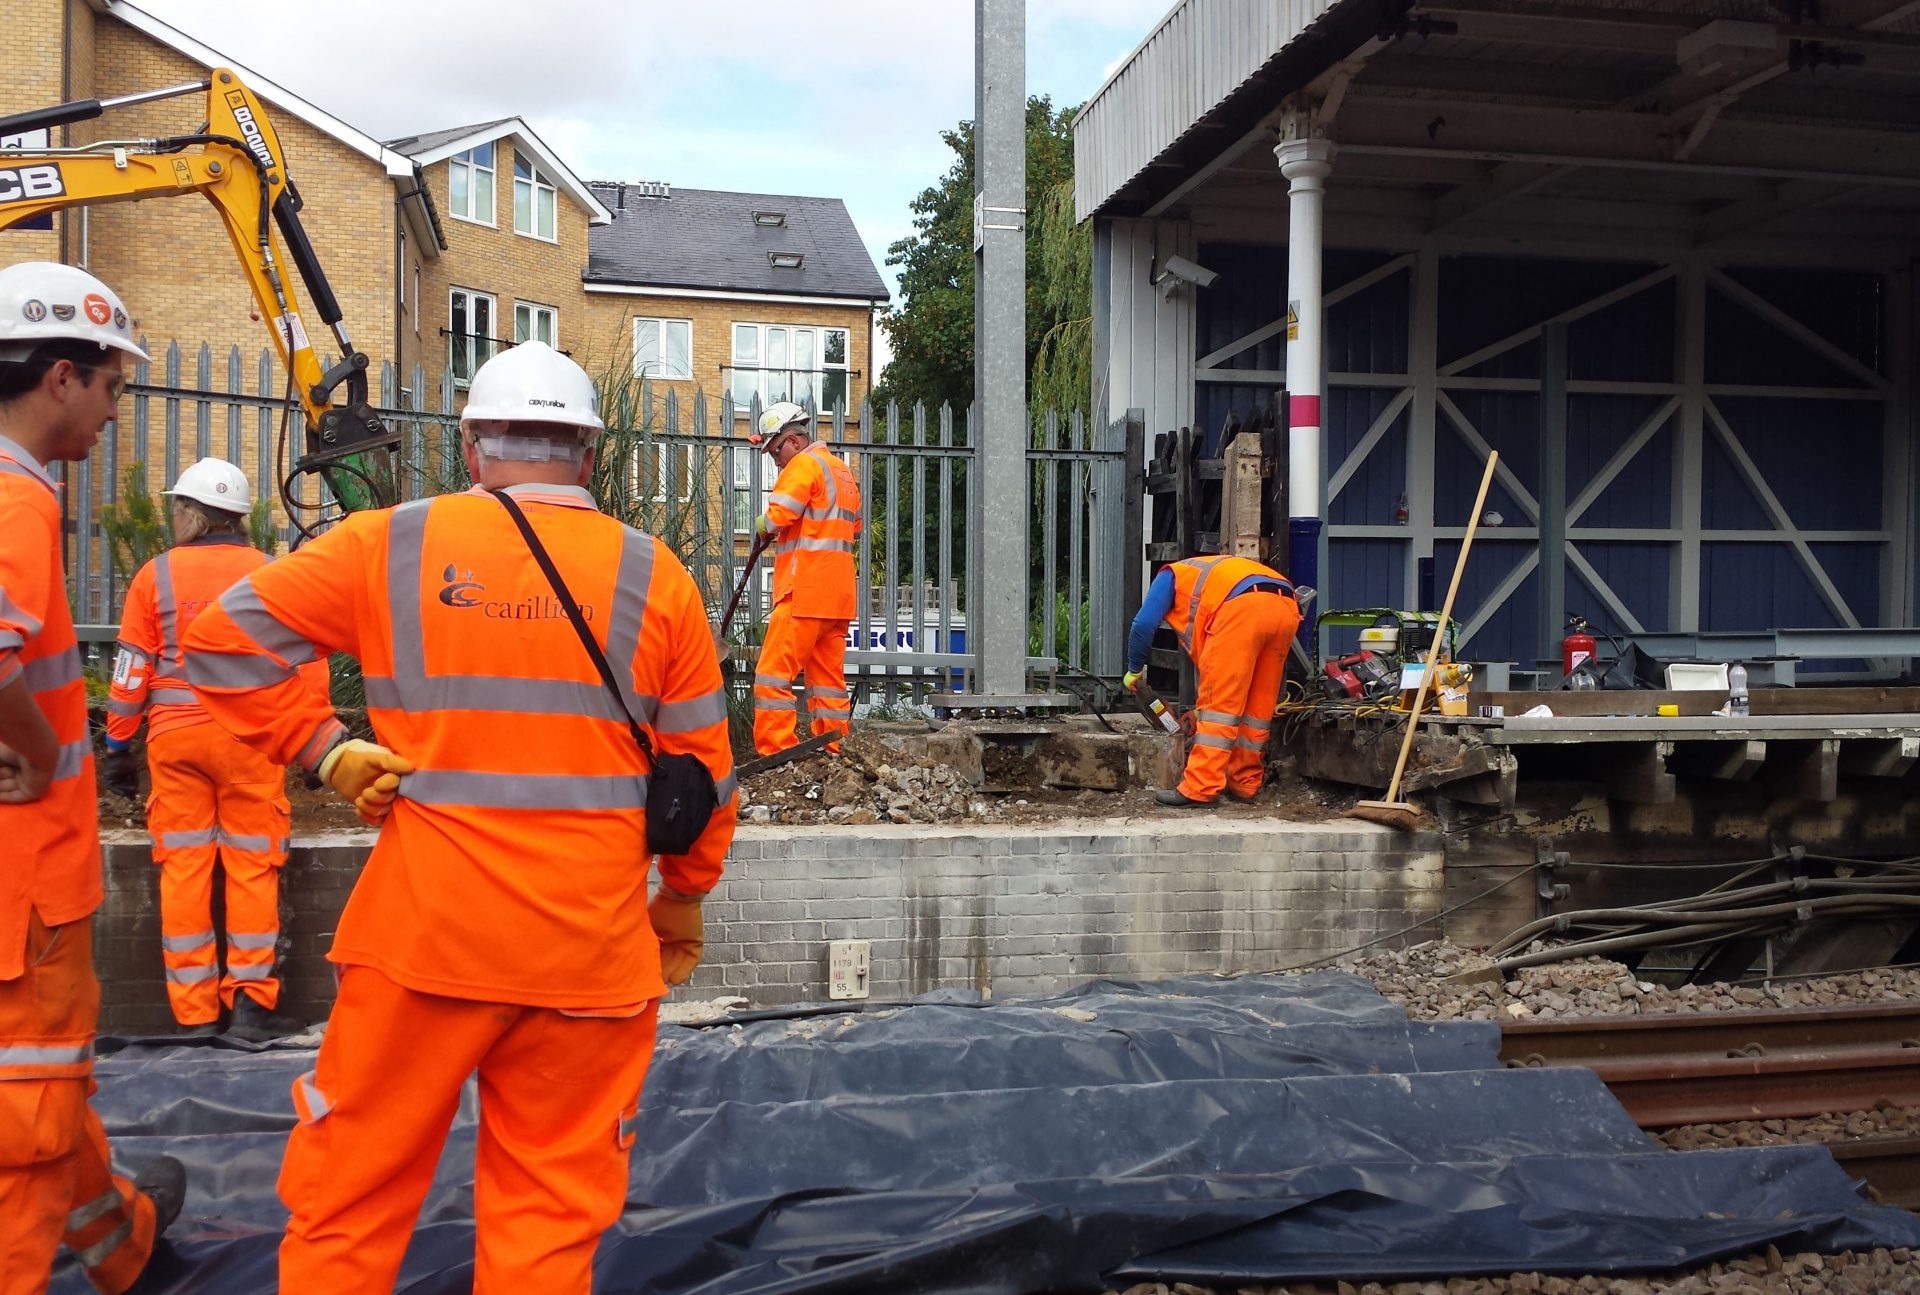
[317,739,415,826]
[648,887,706,986]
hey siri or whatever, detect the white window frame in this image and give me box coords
[632,317,693,381]
[447,143,496,227]
[730,322,852,411]
[448,287,496,388]
[730,445,769,535]
[513,300,558,348]
[512,152,558,242]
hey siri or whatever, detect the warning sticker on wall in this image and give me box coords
[1286,300,1300,342]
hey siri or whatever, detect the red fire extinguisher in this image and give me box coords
[1563,615,1597,677]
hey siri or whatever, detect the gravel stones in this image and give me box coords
[1331,939,1920,1024]
[1103,1247,1920,1293]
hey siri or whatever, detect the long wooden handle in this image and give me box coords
[718,532,774,637]
[1382,451,1501,803]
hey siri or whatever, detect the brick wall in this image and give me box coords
[414,141,596,404]
[0,0,69,264]
[93,821,1445,1030]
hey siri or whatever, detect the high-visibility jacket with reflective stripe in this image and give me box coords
[182,483,738,1009]
[763,442,861,620]
[0,435,101,980]
[1163,556,1294,662]
[108,536,328,745]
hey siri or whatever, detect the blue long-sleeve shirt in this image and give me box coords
[1126,567,1286,672]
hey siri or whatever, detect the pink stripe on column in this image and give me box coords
[1288,395,1322,428]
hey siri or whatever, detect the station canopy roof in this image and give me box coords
[1075,0,1920,264]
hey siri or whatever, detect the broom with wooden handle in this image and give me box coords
[1348,450,1501,831]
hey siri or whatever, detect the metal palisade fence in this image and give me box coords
[57,344,1139,702]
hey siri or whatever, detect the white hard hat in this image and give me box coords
[164,457,252,515]
[751,400,808,448]
[460,340,602,434]
[0,262,148,363]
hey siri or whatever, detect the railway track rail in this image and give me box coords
[1502,1003,1920,1209]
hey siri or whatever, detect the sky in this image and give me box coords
[132,0,1173,313]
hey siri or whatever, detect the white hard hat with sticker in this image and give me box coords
[0,262,148,362]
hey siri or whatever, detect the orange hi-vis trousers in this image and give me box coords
[753,602,851,756]
[278,966,658,1293]
[0,915,156,1295]
[147,723,289,1026]
[1181,591,1301,803]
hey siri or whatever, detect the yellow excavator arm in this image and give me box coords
[0,69,397,522]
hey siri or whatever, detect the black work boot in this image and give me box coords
[173,1022,220,1039]
[226,996,306,1043]
[133,1155,186,1239]
[1155,787,1215,807]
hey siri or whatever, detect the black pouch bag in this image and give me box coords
[490,489,718,855]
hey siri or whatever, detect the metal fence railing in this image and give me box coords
[57,343,1134,702]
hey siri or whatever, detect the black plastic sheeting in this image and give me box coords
[59,973,1920,1293]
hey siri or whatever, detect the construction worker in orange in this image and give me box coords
[182,340,737,1292]
[749,400,862,755]
[0,262,186,1293]
[104,456,320,1043]
[1122,555,1300,807]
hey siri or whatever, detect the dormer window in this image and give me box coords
[769,252,803,269]
[514,153,558,242]
[448,143,495,225]
[753,211,786,227]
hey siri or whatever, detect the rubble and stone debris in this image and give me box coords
[1332,940,1920,1022]
[737,722,1346,825]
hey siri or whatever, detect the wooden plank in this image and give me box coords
[1479,686,1920,718]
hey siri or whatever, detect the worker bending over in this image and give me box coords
[749,400,862,755]
[1123,554,1300,807]
[0,262,184,1293]
[184,341,736,1292]
[105,456,320,1041]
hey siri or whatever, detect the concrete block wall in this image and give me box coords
[690,820,1445,1002]
[94,818,1445,1029]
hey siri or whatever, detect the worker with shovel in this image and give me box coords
[1122,554,1300,807]
[748,400,862,756]
[0,262,185,1294]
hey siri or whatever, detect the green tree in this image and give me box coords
[874,96,1085,413]
[99,463,169,578]
[248,496,279,556]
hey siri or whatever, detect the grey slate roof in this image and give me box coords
[585,185,889,301]
[385,119,516,158]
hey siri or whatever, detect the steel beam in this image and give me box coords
[973,0,1028,697]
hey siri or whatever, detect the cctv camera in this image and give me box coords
[1158,255,1219,289]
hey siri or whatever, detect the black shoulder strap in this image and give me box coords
[488,488,655,765]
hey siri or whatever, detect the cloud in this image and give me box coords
[128,0,1175,297]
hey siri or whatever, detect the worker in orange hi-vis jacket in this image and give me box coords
[748,400,862,756]
[0,262,185,1295]
[105,456,327,1043]
[183,340,737,1294]
[1122,554,1301,807]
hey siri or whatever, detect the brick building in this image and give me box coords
[3,0,887,568]
[580,181,889,424]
